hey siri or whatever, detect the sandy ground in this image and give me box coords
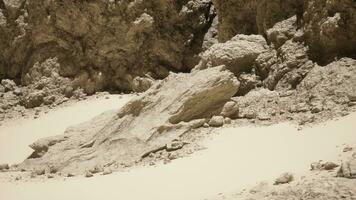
[0,95,355,200]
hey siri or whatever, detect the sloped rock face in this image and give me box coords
[0,0,214,92]
[19,66,239,174]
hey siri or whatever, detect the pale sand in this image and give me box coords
[0,95,355,200]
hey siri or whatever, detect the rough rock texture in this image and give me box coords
[212,0,303,42]
[19,66,239,174]
[0,0,215,92]
[338,153,356,179]
[233,58,356,125]
[303,0,356,65]
[195,34,268,75]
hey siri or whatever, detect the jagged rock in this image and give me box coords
[22,91,45,108]
[195,34,268,75]
[85,171,93,178]
[1,0,214,93]
[262,40,315,91]
[267,16,298,48]
[303,0,356,64]
[102,168,112,176]
[337,154,356,179]
[19,66,239,174]
[274,172,294,185]
[208,116,224,127]
[212,0,303,41]
[1,79,16,92]
[237,73,261,96]
[202,15,219,51]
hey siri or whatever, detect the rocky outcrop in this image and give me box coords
[303,0,356,65]
[0,0,214,93]
[19,66,239,174]
[212,0,303,42]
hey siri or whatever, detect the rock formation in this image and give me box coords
[19,66,239,174]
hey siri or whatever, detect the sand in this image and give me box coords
[0,94,355,200]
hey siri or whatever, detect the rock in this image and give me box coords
[132,76,154,93]
[89,165,104,174]
[166,141,185,152]
[67,173,75,177]
[266,16,298,48]
[220,101,239,119]
[35,168,46,175]
[102,168,112,176]
[208,116,224,127]
[343,147,353,153]
[195,34,267,75]
[0,163,9,171]
[1,0,214,93]
[274,173,294,185]
[19,66,239,174]
[224,117,232,124]
[237,73,261,96]
[303,0,356,64]
[1,79,16,92]
[22,91,45,108]
[47,174,55,179]
[322,162,339,170]
[85,171,93,178]
[337,154,356,179]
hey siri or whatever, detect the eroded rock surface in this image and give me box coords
[19,66,239,174]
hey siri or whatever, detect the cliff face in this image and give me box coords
[212,0,356,64]
[0,0,214,93]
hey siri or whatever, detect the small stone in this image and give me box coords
[67,173,75,177]
[274,173,294,185]
[85,171,93,178]
[49,166,58,174]
[203,123,209,128]
[208,116,224,127]
[220,101,239,118]
[166,141,184,151]
[35,168,46,175]
[224,117,232,124]
[322,162,339,170]
[89,165,104,174]
[0,163,9,171]
[310,162,323,170]
[102,168,112,175]
[168,152,178,160]
[47,174,55,179]
[15,175,22,181]
[343,146,353,152]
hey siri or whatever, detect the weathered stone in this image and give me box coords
[274,173,294,185]
[19,66,239,174]
[195,35,267,75]
[208,116,224,127]
[337,154,356,179]
[220,101,239,119]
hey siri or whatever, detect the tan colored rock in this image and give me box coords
[195,34,267,75]
[19,66,239,174]
[208,116,224,127]
[220,101,239,119]
[337,154,356,179]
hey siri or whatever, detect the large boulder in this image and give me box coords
[20,66,239,174]
[195,34,268,75]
